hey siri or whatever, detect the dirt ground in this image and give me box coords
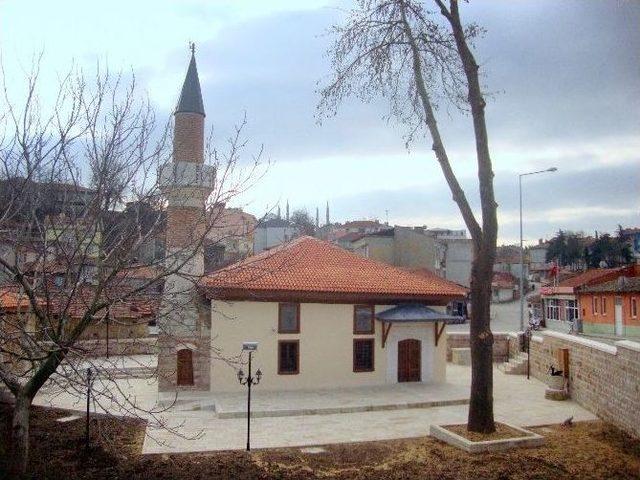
[1,403,639,480]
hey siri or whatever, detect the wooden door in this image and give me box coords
[177,349,194,386]
[398,339,421,382]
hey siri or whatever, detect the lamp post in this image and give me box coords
[85,367,93,451]
[237,342,262,452]
[519,167,558,331]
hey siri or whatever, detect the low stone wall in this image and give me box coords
[446,331,511,363]
[42,337,158,357]
[528,330,640,438]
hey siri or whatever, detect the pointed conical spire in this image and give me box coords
[176,44,205,117]
[286,200,290,221]
[325,201,330,226]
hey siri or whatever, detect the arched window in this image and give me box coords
[177,349,194,386]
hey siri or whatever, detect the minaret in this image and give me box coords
[315,207,319,228]
[286,200,290,222]
[325,201,330,226]
[158,45,214,393]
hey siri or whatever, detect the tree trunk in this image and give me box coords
[467,242,496,433]
[10,392,32,478]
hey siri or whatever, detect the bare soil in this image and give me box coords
[446,422,532,441]
[1,402,639,479]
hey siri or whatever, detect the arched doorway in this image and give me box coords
[398,339,421,382]
[177,349,194,386]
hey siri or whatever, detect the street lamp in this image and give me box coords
[519,167,558,331]
[237,342,262,452]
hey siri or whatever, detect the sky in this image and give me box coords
[1,0,638,245]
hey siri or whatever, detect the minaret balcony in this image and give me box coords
[159,161,215,193]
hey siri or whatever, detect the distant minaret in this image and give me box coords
[158,45,214,393]
[286,200,290,222]
[277,204,281,219]
[315,207,319,228]
[325,201,330,226]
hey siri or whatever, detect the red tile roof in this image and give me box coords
[0,286,38,312]
[201,236,467,304]
[492,271,517,288]
[557,268,625,288]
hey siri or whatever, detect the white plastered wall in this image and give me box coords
[209,301,447,392]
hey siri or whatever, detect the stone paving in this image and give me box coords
[205,381,469,418]
[142,364,596,454]
[32,360,596,454]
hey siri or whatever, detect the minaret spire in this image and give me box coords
[286,200,290,222]
[325,201,330,226]
[176,43,205,117]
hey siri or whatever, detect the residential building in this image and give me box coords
[346,226,472,287]
[205,205,257,270]
[253,216,298,254]
[494,245,529,288]
[620,227,640,262]
[577,276,640,337]
[427,231,473,287]
[540,265,640,333]
[528,239,551,281]
[350,227,440,272]
[199,236,467,392]
[491,272,518,303]
[319,219,388,243]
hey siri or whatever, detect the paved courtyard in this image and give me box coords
[32,359,596,455]
[141,363,595,454]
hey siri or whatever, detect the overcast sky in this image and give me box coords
[1,0,638,245]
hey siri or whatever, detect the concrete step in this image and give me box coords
[498,353,529,375]
[97,366,155,379]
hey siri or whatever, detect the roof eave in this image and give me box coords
[201,286,464,305]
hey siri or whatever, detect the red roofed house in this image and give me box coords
[491,272,518,303]
[577,273,640,338]
[200,236,467,392]
[540,265,640,333]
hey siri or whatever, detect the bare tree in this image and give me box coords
[290,209,317,237]
[319,0,497,433]
[0,57,265,476]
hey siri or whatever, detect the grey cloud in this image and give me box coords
[319,159,639,242]
[156,1,640,163]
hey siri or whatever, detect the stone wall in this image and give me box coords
[446,331,511,363]
[42,337,157,357]
[528,330,640,438]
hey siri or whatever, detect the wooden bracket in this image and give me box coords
[381,321,392,348]
[434,321,446,346]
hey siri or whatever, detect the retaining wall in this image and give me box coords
[446,331,512,363]
[528,330,640,438]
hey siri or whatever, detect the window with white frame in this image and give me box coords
[546,299,560,321]
[593,296,598,315]
[565,300,579,322]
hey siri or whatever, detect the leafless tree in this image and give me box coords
[0,56,266,476]
[290,209,317,237]
[319,0,498,433]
